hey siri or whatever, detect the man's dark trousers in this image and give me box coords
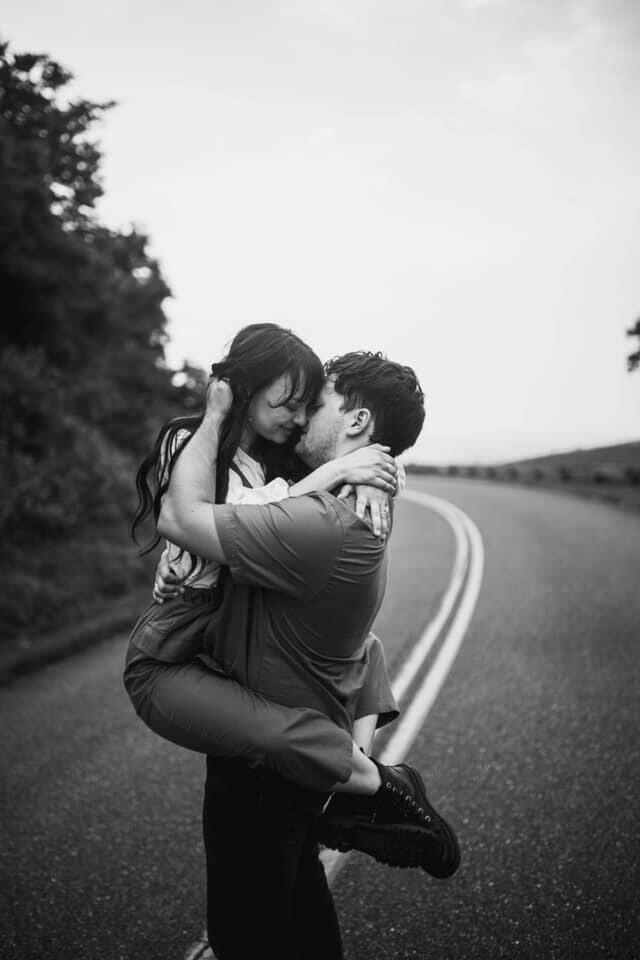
[203,757,344,960]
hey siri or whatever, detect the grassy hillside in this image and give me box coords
[406,440,640,511]
[501,441,640,478]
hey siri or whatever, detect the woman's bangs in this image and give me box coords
[283,350,323,406]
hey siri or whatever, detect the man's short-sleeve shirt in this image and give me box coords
[206,491,391,733]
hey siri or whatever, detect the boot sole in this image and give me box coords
[319,815,461,878]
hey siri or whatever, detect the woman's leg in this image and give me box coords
[124,644,358,792]
[335,714,381,793]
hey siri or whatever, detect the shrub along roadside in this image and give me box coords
[0,43,207,658]
[0,583,153,684]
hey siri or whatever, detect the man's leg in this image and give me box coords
[202,759,342,960]
[292,832,343,960]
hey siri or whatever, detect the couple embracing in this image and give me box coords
[124,323,459,960]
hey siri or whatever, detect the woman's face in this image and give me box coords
[247,373,312,444]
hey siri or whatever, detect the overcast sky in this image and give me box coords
[4,0,639,463]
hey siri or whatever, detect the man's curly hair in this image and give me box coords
[324,351,425,457]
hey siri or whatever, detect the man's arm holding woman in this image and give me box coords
[127,380,397,794]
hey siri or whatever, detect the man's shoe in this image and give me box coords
[316,762,460,878]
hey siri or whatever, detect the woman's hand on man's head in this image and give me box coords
[205,377,234,420]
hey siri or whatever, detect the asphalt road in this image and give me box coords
[2,478,639,959]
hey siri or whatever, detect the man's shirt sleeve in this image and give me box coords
[214,493,343,601]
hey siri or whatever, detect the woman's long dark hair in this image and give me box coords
[131,323,323,554]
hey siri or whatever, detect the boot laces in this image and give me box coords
[384,780,431,822]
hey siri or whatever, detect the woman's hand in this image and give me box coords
[338,444,397,493]
[152,551,187,603]
[338,484,392,539]
[205,377,234,420]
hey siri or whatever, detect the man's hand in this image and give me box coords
[152,551,187,603]
[206,377,234,420]
[338,444,397,493]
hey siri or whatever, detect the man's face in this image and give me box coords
[295,378,345,468]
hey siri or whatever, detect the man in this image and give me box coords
[158,352,459,960]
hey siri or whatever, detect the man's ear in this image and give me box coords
[345,407,373,438]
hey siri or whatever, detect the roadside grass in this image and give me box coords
[0,531,161,680]
[406,440,640,512]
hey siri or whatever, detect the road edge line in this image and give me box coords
[391,492,470,704]
[380,500,484,764]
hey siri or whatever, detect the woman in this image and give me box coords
[125,322,399,793]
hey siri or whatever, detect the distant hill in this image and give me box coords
[405,440,640,511]
[500,441,640,473]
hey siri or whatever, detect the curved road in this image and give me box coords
[2,478,639,959]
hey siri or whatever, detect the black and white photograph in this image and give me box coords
[1,2,639,958]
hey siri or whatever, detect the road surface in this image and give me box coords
[2,478,639,959]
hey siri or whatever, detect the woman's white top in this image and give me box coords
[160,438,290,589]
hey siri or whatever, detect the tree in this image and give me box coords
[0,43,205,640]
[627,317,640,372]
